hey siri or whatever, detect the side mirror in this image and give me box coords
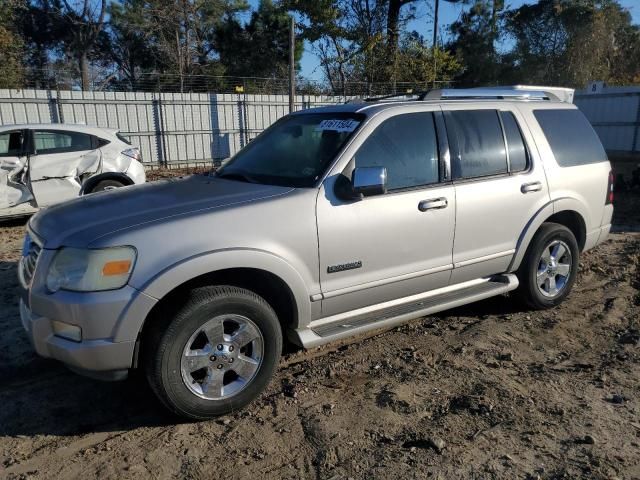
[352,166,387,197]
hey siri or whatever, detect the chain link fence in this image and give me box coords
[19,69,452,97]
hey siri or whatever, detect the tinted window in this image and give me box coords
[445,110,507,180]
[34,130,94,155]
[95,136,110,148]
[0,131,24,157]
[354,113,439,190]
[218,113,363,188]
[534,109,607,167]
[500,111,528,172]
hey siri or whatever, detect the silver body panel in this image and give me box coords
[17,92,613,377]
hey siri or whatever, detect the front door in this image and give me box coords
[28,129,102,206]
[317,110,455,317]
[0,129,32,210]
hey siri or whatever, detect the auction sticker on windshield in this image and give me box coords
[316,119,360,132]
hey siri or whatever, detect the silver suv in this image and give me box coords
[18,87,614,419]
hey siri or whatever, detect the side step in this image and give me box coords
[296,274,519,348]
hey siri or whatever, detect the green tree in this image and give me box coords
[61,0,108,90]
[104,0,247,90]
[287,0,421,93]
[448,0,503,86]
[0,0,25,88]
[505,0,640,88]
[216,0,303,79]
[107,0,162,88]
[395,32,462,85]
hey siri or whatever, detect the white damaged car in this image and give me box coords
[0,124,146,218]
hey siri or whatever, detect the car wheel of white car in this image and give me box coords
[144,286,282,420]
[91,179,126,192]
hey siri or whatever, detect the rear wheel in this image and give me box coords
[144,286,282,420]
[517,222,579,309]
[91,179,126,192]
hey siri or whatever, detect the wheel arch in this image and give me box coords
[80,172,134,195]
[509,199,588,272]
[117,249,311,354]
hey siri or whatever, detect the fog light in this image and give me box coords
[51,320,82,342]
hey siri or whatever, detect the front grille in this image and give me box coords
[19,238,42,287]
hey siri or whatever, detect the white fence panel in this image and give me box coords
[575,87,640,154]
[0,89,346,166]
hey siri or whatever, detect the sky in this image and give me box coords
[245,0,640,81]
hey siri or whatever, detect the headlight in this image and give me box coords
[46,246,137,293]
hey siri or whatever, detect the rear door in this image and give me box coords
[28,129,102,206]
[0,129,32,209]
[443,106,551,284]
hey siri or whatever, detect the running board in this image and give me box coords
[294,274,519,348]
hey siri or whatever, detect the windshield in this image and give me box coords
[217,112,365,187]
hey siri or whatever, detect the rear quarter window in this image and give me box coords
[533,109,607,167]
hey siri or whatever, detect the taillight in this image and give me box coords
[605,170,614,205]
[121,148,141,162]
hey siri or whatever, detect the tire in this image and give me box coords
[517,222,580,310]
[90,179,126,192]
[144,286,282,420]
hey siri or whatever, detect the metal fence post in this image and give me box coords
[633,94,640,153]
[55,85,64,124]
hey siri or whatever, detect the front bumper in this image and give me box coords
[18,225,159,380]
[20,297,137,377]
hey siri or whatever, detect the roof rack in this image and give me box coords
[348,85,574,105]
[359,91,423,102]
[423,88,559,101]
[422,86,574,103]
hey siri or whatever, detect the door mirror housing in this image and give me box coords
[352,166,387,197]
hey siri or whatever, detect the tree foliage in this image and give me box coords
[505,0,640,87]
[216,0,303,78]
[0,0,638,92]
[448,0,503,86]
[0,0,25,88]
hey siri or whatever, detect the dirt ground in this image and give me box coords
[1,181,639,479]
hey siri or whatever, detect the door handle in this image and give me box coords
[418,197,448,211]
[521,181,542,193]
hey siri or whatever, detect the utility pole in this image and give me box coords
[432,0,440,49]
[432,0,440,88]
[289,15,296,113]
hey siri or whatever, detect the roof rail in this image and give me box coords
[362,92,421,102]
[423,88,560,102]
[347,85,575,105]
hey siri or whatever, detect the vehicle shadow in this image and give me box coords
[430,293,530,319]
[0,363,177,438]
[0,215,30,228]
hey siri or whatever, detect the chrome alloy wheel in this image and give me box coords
[180,314,264,400]
[536,240,572,298]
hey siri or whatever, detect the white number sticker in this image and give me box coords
[315,119,360,133]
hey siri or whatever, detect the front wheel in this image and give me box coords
[144,286,282,419]
[517,222,579,310]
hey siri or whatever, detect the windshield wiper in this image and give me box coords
[216,171,256,184]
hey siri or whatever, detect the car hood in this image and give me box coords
[30,174,293,249]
